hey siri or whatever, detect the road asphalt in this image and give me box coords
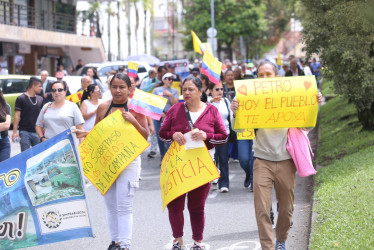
[8,130,317,250]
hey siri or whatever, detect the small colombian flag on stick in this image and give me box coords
[201,51,222,85]
[129,89,168,120]
[127,61,138,78]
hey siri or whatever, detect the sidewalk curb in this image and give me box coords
[308,164,322,250]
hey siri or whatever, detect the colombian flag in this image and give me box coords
[129,89,168,120]
[191,30,204,55]
[66,90,83,103]
[201,51,222,85]
[127,61,138,78]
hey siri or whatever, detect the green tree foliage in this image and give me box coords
[298,0,374,130]
[183,0,267,60]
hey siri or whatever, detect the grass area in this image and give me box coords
[320,78,335,96]
[310,96,374,249]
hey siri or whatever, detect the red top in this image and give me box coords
[159,102,228,149]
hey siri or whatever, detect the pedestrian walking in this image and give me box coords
[207,81,232,193]
[12,77,43,152]
[159,76,227,250]
[231,61,322,250]
[75,73,148,250]
[0,92,11,162]
[152,72,179,160]
[80,83,103,131]
[35,81,84,142]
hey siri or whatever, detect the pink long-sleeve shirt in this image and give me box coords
[159,102,228,149]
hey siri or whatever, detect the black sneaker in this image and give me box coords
[108,242,121,250]
[148,151,157,158]
[244,174,251,188]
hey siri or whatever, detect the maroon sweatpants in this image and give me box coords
[167,183,211,241]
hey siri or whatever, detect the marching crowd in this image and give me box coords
[0,57,322,250]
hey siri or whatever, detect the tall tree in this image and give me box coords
[183,0,267,60]
[298,0,374,129]
[142,0,154,54]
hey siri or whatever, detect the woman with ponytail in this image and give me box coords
[80,83,103,131]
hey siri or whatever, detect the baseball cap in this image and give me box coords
[55,72,64,78]
[191,67,200,74]
[162,72,174,81]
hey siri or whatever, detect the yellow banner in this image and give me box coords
[79,110,149,195]
[160,142,219,211]
[66,91,83,103]
[234,76,319,129]
[172,81,181,95]
[237,129,255,140]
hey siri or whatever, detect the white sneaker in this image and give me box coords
[220,187,229,193]
[212,178,218,184]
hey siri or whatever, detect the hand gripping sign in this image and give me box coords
[160,141,220,211]
[234,76,319,129]
[79,110,149,195]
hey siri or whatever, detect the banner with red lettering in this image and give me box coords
[234,76,319,129]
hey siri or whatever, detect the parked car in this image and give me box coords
[0,75,79,123]
[1,75,31,122]
[80,61,151,84]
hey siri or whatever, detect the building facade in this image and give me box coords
[0,0,105,75]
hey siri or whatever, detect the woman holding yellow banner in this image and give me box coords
[159,76,227,250]
[76,73,148,250]
[231,62,322,250]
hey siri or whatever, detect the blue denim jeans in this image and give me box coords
[0,137,11,162]
[19,130,40,152]
[228,141,238,159]
[237,140,254,186]
[214,140,230,189]
[153,119,170,159]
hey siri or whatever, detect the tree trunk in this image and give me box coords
[95,11,101,38]
[107,1,112,61]
[117,1,121,60]
[357,103,374,130]
[217,43,222,61]
[126,0,131,56]
[134,2,139,54]
[227,42,233,61]
[143,9,147,54]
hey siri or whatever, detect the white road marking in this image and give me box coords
[215,240,261,250]
[163,239,211,249]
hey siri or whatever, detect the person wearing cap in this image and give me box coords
[118,65,125,73]
[191,67,200,77]
[167,64,181,82]
[152,72,179,160]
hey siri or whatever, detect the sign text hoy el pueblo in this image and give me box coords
[234,76,319,129]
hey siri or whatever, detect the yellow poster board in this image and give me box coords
[234,76,318,129]
[79,110,149,195]
[172,81,181,95]
[237,129,255,140]
[66,91,83,104]
[160,142,219,211]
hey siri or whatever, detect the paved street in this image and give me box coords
[9,132,313,250]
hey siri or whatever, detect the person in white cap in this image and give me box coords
[152,72,179,161]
